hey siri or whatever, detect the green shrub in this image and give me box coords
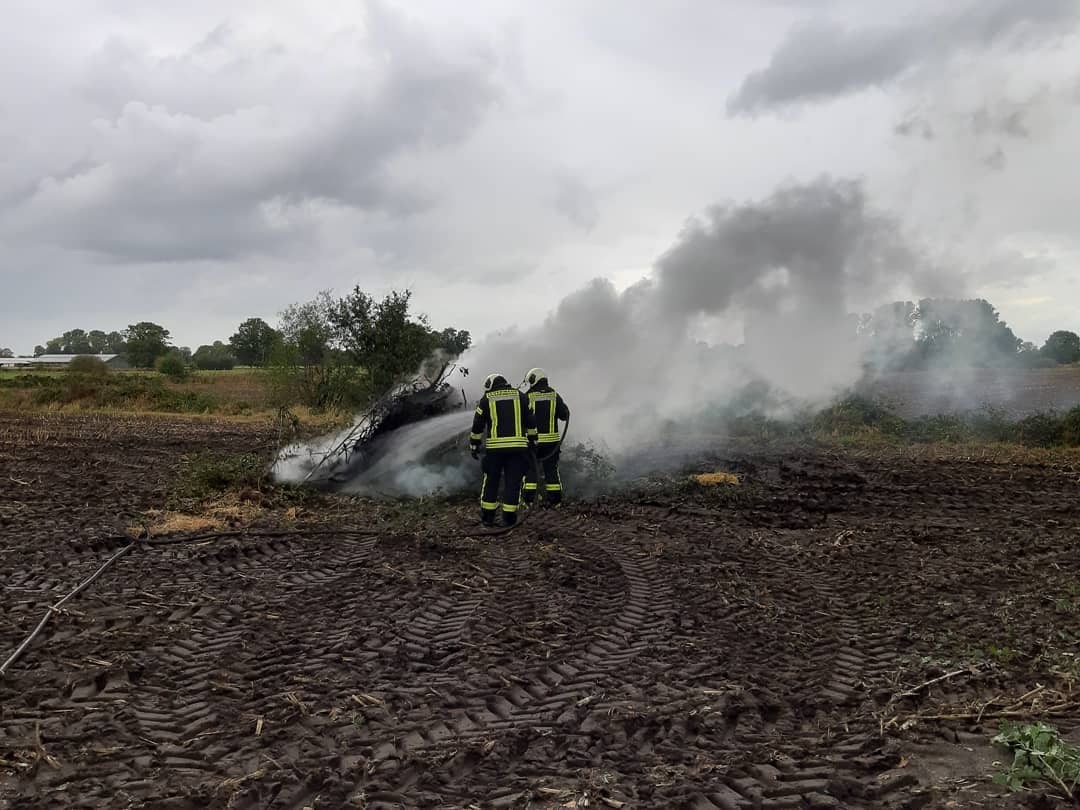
[902,414,973,444]
[1016,413,1064,447]
[1061,407,1080,447]
[29,374,215,413]
[813,395,903,435]
[66,355,110,378]
[156,352,189,381]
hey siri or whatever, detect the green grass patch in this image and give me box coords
[170,451,267,504]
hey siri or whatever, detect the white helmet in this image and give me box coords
[483,373,507,392]
[524,367,547,387]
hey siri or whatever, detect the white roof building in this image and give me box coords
[0,354,128,368]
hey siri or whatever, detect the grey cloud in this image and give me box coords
[553,174,599,231]
[1,2,501,263]
[972,104,1032,139]
[894,111,935,140]
[729,0,1080,114]
[982,145,1008,170]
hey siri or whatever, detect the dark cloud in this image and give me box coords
[0,2,501,263]
[729,0,1080,114]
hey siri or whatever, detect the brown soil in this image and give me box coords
[2,412,1079,809]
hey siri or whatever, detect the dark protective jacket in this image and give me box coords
[470,387,537,452]
[527,383,570,444]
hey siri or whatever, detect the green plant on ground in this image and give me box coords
[171,451,267,504]
[993,721,1080,799]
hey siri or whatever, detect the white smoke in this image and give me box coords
[458,177,949,447]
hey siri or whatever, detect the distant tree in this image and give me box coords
[41,328,125,355]
[229,318,279,366]
[87,330,109,354]
[1041,330,1080,364]
[177,346,193,364]
[105,331,127,354]
[33,345,46,357]
[0,348,13,358]
[59,329,93,354]
[910,298,1021,368]
[192,341,236,370]
[124,322,172,368]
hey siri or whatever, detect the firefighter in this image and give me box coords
[469,373,537,527]
[522,367,570,507]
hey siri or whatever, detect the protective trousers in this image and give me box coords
[523,444,563,507]
[480,450,529,526]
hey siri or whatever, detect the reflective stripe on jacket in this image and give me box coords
[470,387,538,450]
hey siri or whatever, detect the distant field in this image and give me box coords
[864,365,1080,418]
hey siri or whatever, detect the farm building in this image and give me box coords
[0,354,130,370]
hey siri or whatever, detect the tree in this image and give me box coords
[105,331,127,354]
[88,330,109,354]
[229,318,279,366]
[434,327,472,357]
[40,328,125,355]
[1041,330,1080,364]
[124,322,172,368]
[330,288,438,393]
[910,298,1021,368]
[192,341,236,370]
[279,292,336,366]
[0,347,13,358]
[272,292,363,410]
[33,345,45,357]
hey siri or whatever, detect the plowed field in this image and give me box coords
[2,413,1079,809]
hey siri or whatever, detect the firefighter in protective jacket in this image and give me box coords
[522,367,570,507]
[470,373,537,527]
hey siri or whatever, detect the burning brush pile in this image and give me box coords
[273,363,478,497]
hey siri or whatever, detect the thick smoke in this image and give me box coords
[274,177,948,496]
[459,177,943,446]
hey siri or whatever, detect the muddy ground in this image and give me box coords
[2,412,1079,809]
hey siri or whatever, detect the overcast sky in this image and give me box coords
[1,0,1078,354]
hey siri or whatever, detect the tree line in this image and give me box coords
[4,287,472,409]
[856,298,1080,370]
[6,295,1078,385]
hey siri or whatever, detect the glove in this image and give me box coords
[470,445,480,460]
